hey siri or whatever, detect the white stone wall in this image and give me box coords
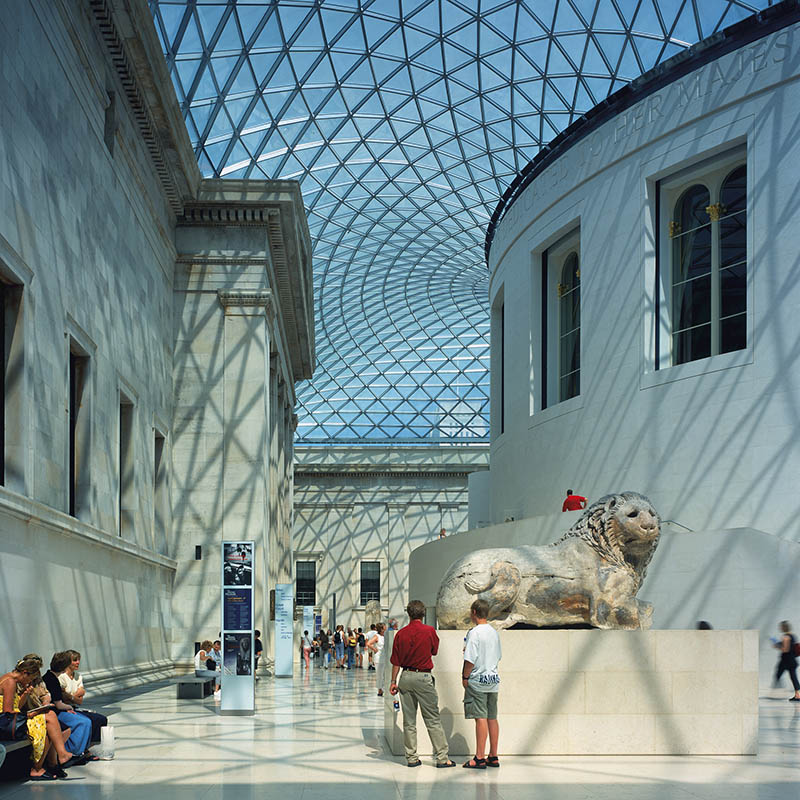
[0,0,177,672]
[293,446,487,628]
[487,23,800,540]
[0,1,312,682]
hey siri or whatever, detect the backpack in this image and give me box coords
[795,641,800,657]
[358,633,365,647]
[334,631,341,644]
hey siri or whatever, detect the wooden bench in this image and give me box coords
[175,675,215,699]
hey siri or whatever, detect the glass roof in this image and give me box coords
[149,0,771,444]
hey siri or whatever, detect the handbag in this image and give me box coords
[99,725,115,760]
[0,710,28,741]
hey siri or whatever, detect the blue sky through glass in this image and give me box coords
[149,0,772,443]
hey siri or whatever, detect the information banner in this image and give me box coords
[223,588,252,631]
[315,614,322,634]
[302,605,314,637]
[274,583,294,677]
[221,541,255,714]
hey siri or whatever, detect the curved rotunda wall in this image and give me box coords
[487,19,800,539]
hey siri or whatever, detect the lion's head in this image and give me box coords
[557,491,660,585]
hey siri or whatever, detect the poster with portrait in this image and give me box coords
[223,542,253,586]
[224,633,252,676]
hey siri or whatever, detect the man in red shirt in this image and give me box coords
[562,489,587,512]
[389,600,455,768]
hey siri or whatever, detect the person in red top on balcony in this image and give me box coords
[562,489,587,512]
[389,600,455,769]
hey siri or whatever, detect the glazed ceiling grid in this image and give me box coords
[149,0,772,443]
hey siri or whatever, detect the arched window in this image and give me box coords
[559,251,580,402]
[664,156,747,368]
[672,184,711,365]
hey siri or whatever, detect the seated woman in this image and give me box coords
[41,652,94,761]
[58,650,107,744]
[194,639,220,689]
[0,657,76,780]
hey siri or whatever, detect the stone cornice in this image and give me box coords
[88,0,199,214]
[179,204,279,226]
[218,289,274,312]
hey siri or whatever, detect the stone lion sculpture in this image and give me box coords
[436,492,660,630]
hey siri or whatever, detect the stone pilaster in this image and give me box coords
[217,289,273,646]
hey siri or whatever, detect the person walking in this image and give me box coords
[346,628,357,670]
[365,625,378,670]
[301,631,313,670]
[461,599,501,769]
[773,620,800,701]
[562,489,587,511]
[356,628,366,668]
[389,600,455,768]
[317,628,330,669]
[334,626,345,668]
[371,622,386,695]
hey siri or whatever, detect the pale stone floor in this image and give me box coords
[1,663,798,799]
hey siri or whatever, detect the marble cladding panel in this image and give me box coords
[385,630,758,755]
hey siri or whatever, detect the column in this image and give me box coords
[217,289,272,654]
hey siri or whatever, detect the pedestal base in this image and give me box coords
[384,630,758,755]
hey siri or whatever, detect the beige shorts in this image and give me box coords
[463,684,498,720]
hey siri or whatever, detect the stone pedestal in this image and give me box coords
[384,630,758,756]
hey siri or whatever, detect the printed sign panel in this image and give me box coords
[223,542,253,586]
[223,588,252,631]
[223,633,253,676]
[221,540,255,714]
[274,583,294,677]
[303,605,314,637]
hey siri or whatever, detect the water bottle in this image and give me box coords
[393,698,400,712]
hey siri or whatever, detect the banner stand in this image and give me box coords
[221,540,255,715]
[274,583,294,677]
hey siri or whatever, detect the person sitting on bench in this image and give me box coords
[41,652,95,761]
[58,650,107,743]
[194,640,220,689]
[1,657,78,780]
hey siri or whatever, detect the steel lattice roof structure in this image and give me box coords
[149,0,773,444]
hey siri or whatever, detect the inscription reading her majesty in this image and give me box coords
[491,27,795,258]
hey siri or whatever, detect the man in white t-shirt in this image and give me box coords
[461,598,501,769]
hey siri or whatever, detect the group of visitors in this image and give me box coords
[0,650,107,781]
[303,624,387,677]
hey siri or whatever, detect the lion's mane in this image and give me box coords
[553,491,660,587]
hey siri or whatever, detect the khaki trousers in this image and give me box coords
[398,670,449,764]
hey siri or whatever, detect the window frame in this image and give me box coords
[657,147,748,371]
[295,559,317,607]
[543,228,581,409]
[359,560,380,607]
